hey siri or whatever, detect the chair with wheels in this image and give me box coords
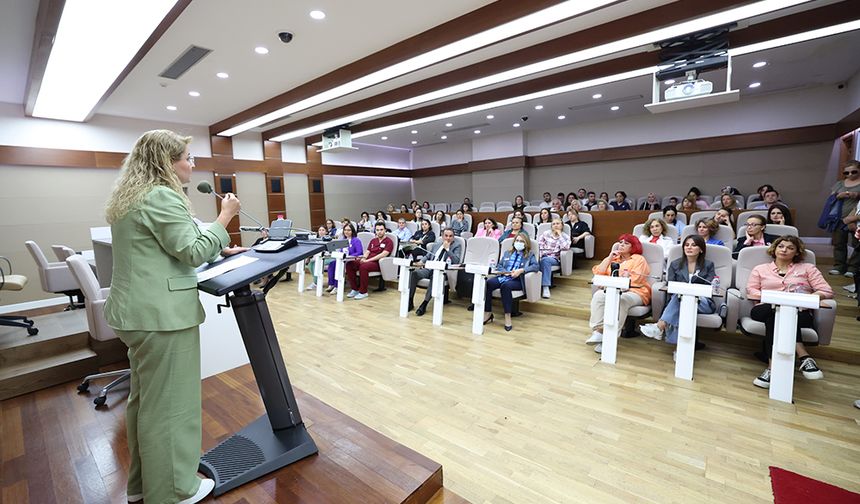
[25,240,84,310]
[0,256,38,335]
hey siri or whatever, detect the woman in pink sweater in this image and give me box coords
[746,236,833,389]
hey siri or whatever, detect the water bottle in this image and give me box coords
[711,275,720,296]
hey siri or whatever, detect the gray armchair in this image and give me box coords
[0,256,38,335]
[25,240,84,310]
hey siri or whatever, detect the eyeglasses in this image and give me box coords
[747,222,763,227]
[187,155,195,165]
[844,170,859,175]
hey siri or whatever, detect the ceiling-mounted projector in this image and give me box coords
[665,77,713,101]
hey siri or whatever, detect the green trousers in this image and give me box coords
[117,327,203,504]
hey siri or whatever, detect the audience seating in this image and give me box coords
[464,237,500,266]
[523,205,541,213]
[356,231,401,291]
[497,200,512,208]
[636,196,661,209]
[564,212,595,259]
[736,224,798,241]
[25,241,84,310]
[433,203,448,212]
[535,223,574,276]
[661,195,683,207]
[414,236,467,295]
[498,237,543,305]
[689,210,717,225]
[633,223,680,243]
[648,211,687,226]
[709,195,745,209]
[726,247,836,347]
[497,205,514,212]
[521,223,536,239]
[0,256,38,335]
[506,212,532,225]
[736,210,767,226]
[746,195,762,208]
[680,224,735,245]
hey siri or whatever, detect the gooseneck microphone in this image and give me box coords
[196,181,268,230]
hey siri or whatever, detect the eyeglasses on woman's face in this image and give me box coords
[844,170,859,176]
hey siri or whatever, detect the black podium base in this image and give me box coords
[199,414,318,497]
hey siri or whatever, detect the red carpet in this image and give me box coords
[770,467,860,504]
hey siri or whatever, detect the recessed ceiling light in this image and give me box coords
[753,61,767,68]
[445,122,453,127]
[411,140,418,145]
[188,91,200,97]
[216,72,229,79]
[592,93,602,99]
[534,105,544,110]
[749,82,761,88]
[166,105,177,111]
[441,135,448,140]
[557,115,566,120]
[381,136,388,140]
[309,10,326,20]
[474,130,481,134]
[664,79,675,85]
[255,46,269,55]
[411,130,418,134]
[512,122,521,128]
[486,114,494,119]
[610,105,620,111]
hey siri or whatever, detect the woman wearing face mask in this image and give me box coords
[767,203,792,226]
[484,232,539,331]
[640,235,716,351]
[638,218,674,257]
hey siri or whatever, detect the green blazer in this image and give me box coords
[105,186,229,332]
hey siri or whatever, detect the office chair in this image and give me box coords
[25,241,84,310]
[0,256,38,336]
[66,255,130,408]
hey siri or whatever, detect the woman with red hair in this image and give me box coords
[586,234,652,353]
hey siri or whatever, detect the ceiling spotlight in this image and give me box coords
[749,82,761,88]
[486,114,494,119]
[188,91,200,97]
[411,130,418,134]
[474,130,481,134]
[753,61,767,68]
[664,79,675,85]
[610,105,620,111]
[309,10,326,20]
[166,105,177,111]
[534,105,544,110]
[592,93,602,99]
[512,122,521,128]
[445,122,453,127]
[557,115,566,120]
[381,136,388,140]
[216,72,229,79]
[411,140,418,145]
[441,135,448,140]
[255,46,269,55]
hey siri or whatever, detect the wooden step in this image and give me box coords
[0,348,98,400]
[0,329,90,368]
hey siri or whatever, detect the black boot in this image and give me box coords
[416,301,429,316]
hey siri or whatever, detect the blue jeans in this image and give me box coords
[659,294,715,344]
[539,256,560,286]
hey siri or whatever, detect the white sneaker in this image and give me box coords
[672,351,676,362]
[585,331,603,345]
[845,271,855,278]
[305,282,316,291]
[542,286,551,298]
[354,292,369,300]
[639,323,664,340]
[753,368,771,389]
[178,478,215,504]
[828,269,841,275]
[594,343,602,354]
[127,494,143,503]
[798,356,824,380]
[347,290,358,298]
[854,399,860,410]
[843,283,856,292]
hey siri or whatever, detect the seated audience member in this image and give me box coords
[463,197,474,211]
[678,197,697,212]
[512,195,526,212]
[336,218,353,237]
[357,211,373,232]
[717,193,739,212]
[408,228,462,315]
[450,209,469,236]
[584,191,598,210]
[399,203,409,213]
[484,232,539,331]
[733,214,777,258]
[595,200,610,211]
[535,208,553,225]
[433,210,448,232]
[610,191,632,211]
[721,185,741,196]
[326,223,363,294]
[577,188,588,205]
[667,196,679,207]
[557,192,566,206]
[476,218,502,240]
[394,218,413,243]
[767,203,793,226]
[599,191,610,203]
[345,222,393,300]
[586,235,651,352]
[565,208,592,250]
[375,210,387,223]
[500,216,525,242]
[460,202,472,214]
[747,236,832,389]
[565,193,578,210]
[551,198,565,213]
[567,199,583,212]
[410,200,419,211]
[403,218,436,260]
[413,208,426,222]
[662,206,684,236]
[386,203,396,214]
[324,219,338,237]
[539,192,553,209]
[639,192,661,211]
[752,188,783,209]
[512,209,527,222]
[713,207,736,229]
[305,226,331,290]
[749,184,775,203]
[686,187,710,210]
[696,218,725,247]
[538,218,571,298]
[639,217,674,257]
[422,201,431,211]
[639,235,716,346]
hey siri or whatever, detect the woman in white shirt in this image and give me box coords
[639,218,674,258]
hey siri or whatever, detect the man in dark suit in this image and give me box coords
[409,228,462,316]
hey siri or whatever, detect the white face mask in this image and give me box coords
[514,241,525,251]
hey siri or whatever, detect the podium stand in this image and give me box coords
[467,264,491,335]
[760,290,820,403]
[331,251,348,302]
[666,281,713,381]
[394,258,412,317]
[197,244,326,496]
[592,275,630,365]
[425,260,448,326]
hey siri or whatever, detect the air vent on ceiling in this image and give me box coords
[568,95,644,111]
[443,122,490,133]
[159,45,212,80]
[414,141,447,148]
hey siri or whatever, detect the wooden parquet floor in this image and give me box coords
[266,274,860,504]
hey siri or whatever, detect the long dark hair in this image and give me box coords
[682,234,707,269]
[767,203,792,226]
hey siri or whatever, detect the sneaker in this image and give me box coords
[178,478,215,504]
[585,331,603,345]
[854,399,860,410]
[843,283,856,293]
[672,351,676,362]
[542,286,551,298]
[639,323,663,340]
[753,368,771,388]
[846,272,855,278]
[354,292,369,300]
[347,290,358,298]
[828,269,841,275]
[798,356,824,380]
[594,343,602,354]
[305,282,316,291]
[127,494,143,503]
[718,302,728,318]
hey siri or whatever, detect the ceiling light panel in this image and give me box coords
[33,0,180,121]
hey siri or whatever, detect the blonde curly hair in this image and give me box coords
[105,130,191,224]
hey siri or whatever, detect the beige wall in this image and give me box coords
[413,173,472,206]
[472,167,526,205]
[323,175,412,221]
[236,172,267,247]
[283,173,311,231]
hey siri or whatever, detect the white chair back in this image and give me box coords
[405,221,418,234]
[689,210,717,224]
[640,242,665,284]
[661,195,683,207]
[536,222,571,238]
[521,223,536,239]
[357,232,373,252]
[633,223,679,243]
[52,245,76,262]
[479,202,496,211]
[649,211,687,226]
[433,203,448,212]
[464,237,500,266]
[507,212,532,225]
[497,205,514,212]
[666,243,733,288]
[463,214,473,231]
[680,224,734,245]
[735,247,816,291]
[577,212,593,232]
[523,205,541,213]
[497,200,512,208]
[430,221,441,237]
[737,210,768,228]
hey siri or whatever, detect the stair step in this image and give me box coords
[0,348,98,401]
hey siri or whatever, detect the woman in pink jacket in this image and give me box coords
[747,236,833,389]
[475,218,502,240]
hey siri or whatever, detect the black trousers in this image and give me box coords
[750,303,814,357]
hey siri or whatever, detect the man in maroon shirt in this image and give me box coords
[346,221,393,299]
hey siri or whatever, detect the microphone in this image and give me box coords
[196,181,267,230]
[610,262,620,277]
[240,225,267,232]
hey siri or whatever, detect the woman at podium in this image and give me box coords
[104,130,243,504]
